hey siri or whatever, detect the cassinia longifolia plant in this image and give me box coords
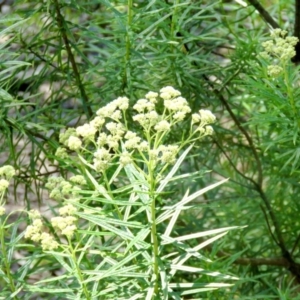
[1,87,240,299]
[260,29,298,78]
[251,29,300,171]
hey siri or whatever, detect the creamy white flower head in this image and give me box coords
[267,65,283,77]
[93,148,112,172]
[90,116,105,128]
[259,51,270,60]
[69,175,86,185]
[59,128,78,146]
[286,36,298,46]
[61,225,77,238]
[76,123,97,139]
[261,30,299,62]
[149,149,160,163]
[40,232,59,251]
[55,147,68,159]
[280,48,296,60]
[96,102,117,118]
[0,165,15,180]
[110,110,122,120]
[199,109,216,124]
[160,86,181,100]
[164,96,191,119]
[106,134,120,149]
[94,148,111,161]
[31,233,42,242]
[60,181,72,194]
[115,96,129,110]
[97,132,108,147]
[124,131,141,149]
[65,216,77,225]
[270,28,287,38]
[51,216,66,230]
[67,136,82,151]
[196,127,206,134]
[139,141,149,151]
[192,113,201,123]
[154,120,171,132]
[205,125,214,135]
[93,159,110,173]
[0,206,5,216]
[106,122,125,136]
[262,40,273,52]
[0,179,9,192]
[29,209,42,220]
[120,151,133,166]
[59,204,77,216]
[133,111,159,128]
[125,131,138,139]
[132,114,144,124]
[145,91,158,102]
[32,219,43,230]
[133,99,155,113]
[25,225,37,239]
[147,111,160,124]
[158,144,179,164]
[173,111,187,121]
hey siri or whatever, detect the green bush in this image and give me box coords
[1,0,300,298]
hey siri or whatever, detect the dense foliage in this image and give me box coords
[1,0,300,298]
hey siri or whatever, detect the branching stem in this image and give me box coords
[52,0,92,118]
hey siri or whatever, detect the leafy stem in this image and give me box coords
[68,241,91,300]
[283,66,296,115]
[123,0,133,90]
[149,163,159,296]
[0,216,17,298]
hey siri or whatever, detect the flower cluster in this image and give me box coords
[0,165,15,216]
[45,176,85,201]
[192,109,216,135]
[51,203,78,238]
[260,29,299,77]
[25,210,59,251]
[55,87,215,175]
[25,204,78,250]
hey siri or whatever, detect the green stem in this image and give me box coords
[68,241,91,300]
[0,217,17,299]
[284,65,296,114]
[149,166,159,296]
[170,0,178,39]
[123,0,133,89]
[103,172,123,220]
[126,0,133,62]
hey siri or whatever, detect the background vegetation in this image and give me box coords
[1,0,300,298]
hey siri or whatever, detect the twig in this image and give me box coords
[291,233,300,255]
[260,204,280,247]
[293,0,300,63]
[256,185,290,258]
[213,137,258,187]
[52,0,93,118]
[218,249,290,267]
[247,0,280,29]
[203,74,264,187]
[202,242,290,267]
[294,0,300,39]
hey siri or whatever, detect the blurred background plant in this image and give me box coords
[1,0,300,298]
